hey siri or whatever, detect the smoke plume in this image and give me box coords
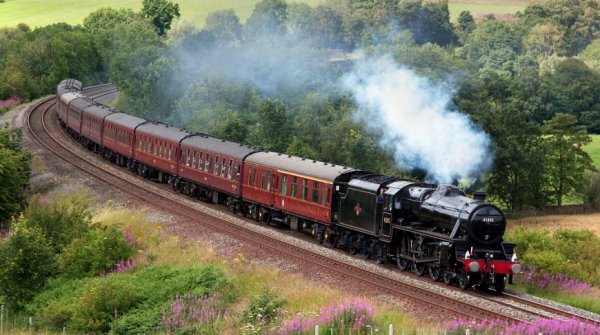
[342,55,492,183]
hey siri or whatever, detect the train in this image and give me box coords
[56,79,521,292]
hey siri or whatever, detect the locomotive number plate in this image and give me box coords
[482,217,495,223]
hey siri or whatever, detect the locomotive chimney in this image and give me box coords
[472,191,487,201]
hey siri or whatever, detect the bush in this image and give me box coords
[508,228,600,286]
[27,265,229,334]
[24,194,93,253]
[0,215,57,307]
[58,225,135,278]
[579,172,600,205]
[72,279,141,333]
[241,287,285,333]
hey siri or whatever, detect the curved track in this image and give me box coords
[25,88,600,326]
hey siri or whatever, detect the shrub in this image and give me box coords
[278,298,375,335]
[72,278,141,333]
[0,214,57,307]
[24,194,93,253]
[158,292,230,334]
[58,225,135,278]
[241,287,285,334]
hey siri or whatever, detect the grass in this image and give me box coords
[583,134,600,170]
[513,284,600,315]
[0,0,532,29]
[90,203,435,334]
[509,213,600,237]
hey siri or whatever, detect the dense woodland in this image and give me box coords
[0,0,599,215]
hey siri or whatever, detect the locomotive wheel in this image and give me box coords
[412,262,426,276]
[428,265,442,281]
[457,269,469,290]
[494,274,506,293]
[442,269,453,285]
[395,247,409,270]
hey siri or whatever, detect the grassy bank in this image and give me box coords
[583,134,600,169]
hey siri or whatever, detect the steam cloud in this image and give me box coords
[342,55,492,183]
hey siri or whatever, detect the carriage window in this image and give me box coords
[261,170,266,189]
[205,155,210,172]
[220,158,226,177]
[248,168,253,185]
[153,141,158,156]
[321,187,327,205]
[312,182,319,203]
[213,156,219,174]
[168,147,172,160]
[227,160,233,179]
[192,151,197,168]
[302,180,308,200]
[291,177,297,197]
[267,171,272,191]
[281,175,287,196]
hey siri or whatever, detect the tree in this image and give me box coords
[141,0,181,37]
[395,0,456,46]
[524,22,565,60]
[0,125,31,227]
[580,39,600,71]
[0,215,57,307]
[542,113,595,206]
[457,10,475,36]
[247,99,291,152]
[244,0,288,37]
[204,9,242,45]
[83,8,138,35]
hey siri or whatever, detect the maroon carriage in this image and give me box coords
[133,122,189,181]
[177,135,259,203]
[102,113,147,166]
[64,97,96,137]
[242,152,356,229]
[80,104,114,151]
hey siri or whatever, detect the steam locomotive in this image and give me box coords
[56,79,521,292]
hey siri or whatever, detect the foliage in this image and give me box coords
[0,215,57,308]
[141,0,181,37]
[278,298,375,334]
[517,267,591,294]
[57,225,135,278]
[159,293,230,334]
[0,124,31,227]
[0,23,101,100]
[241,287,285,333]
[245,0,289,37]
[24,194,92,253]
[28,265,228,334]
[542,113,595,206]
[579,172,600,205]
[446,317,600,335]
[506,228,600,286]
[72,279,141,333]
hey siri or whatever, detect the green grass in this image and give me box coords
[583,134,600,170]
[0,0,324,29]
[0,0,531,29]
[513,285,600,315]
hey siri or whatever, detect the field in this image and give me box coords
[0,0,533,29]
[584,134,600,169]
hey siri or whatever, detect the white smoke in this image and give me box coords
[342,55,492,183]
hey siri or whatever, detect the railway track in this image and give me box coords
[24,88,600,327]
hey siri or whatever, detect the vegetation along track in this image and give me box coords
[26,88,593,326]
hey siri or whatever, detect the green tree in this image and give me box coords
[580,39,600,71]
[83,7,138,35]
[141,0,181,37]
[0,125,31,227]
[204,9,242,45]
[396,0,456,46]
[457,10,475,37]
[542,113,595,206]
[247,99,291,152]
[245,0,288,37]
[0,215,57,307]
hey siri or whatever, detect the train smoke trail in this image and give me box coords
[342,55,492,183]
